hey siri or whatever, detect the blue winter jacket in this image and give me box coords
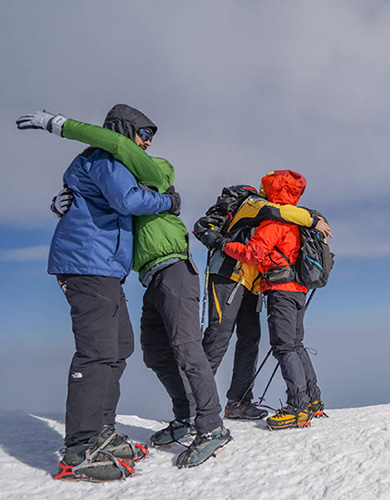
[48,149,172,279]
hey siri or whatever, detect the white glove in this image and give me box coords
[51,187,74,218]
[16,110,67,136]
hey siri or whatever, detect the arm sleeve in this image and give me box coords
[62,119,171,193]
[88,155,172,216]
[228,202,313,233]
[224,221,284,266]
[271,203,313,227]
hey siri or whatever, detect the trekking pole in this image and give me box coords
[258,361,280,405]
[305,289,316,310]
[200,250,211,334]
[237,347,273,405]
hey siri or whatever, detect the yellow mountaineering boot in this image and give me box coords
[308,401,326,418]
[266,405,313,430]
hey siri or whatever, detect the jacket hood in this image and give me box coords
[261,170,306,205]
[103,104,158,141]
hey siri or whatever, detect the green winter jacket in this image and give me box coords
[62,119,189,280]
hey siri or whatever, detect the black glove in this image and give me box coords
[197,228,221,249]
[193,214,227,244]
[214,235,232,251]
[51,187,74,218]
[166,185,181,216]
[198,229,231,251]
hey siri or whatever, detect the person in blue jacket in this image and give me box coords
[17,107,179,482]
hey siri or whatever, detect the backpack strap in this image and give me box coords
[273,245,293,267]
[226,277,244,305]
[261,244,296,284]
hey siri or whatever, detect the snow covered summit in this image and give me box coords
[0,404,389,500]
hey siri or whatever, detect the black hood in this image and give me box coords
[103,104,158,141]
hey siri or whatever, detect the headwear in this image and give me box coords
[261,170,306,206]
[103,104,157,142]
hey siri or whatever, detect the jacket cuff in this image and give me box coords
[310,215,320,228]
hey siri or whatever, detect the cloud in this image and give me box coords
[0,246,49,262]
[331,230,390,258]
[2,0,390,259]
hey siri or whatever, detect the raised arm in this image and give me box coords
[228,200,331,237]
[62,120,172,193]
[16,111,172,193]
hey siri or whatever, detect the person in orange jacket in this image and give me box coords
[222,170,324,430]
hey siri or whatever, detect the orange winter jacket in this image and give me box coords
[224,170,308,293]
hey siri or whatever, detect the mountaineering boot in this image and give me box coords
[308,400,327,418]
[266,405,313,430]
[54,435,135,482]
[224,400,268,420]
[98,425,149,462]
[176,425,232,468]
[150,417,196,446]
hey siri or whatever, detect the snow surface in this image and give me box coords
[1,404,389,500]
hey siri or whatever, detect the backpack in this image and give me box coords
[193,185,258,243]
[194,188,334,292]
[295,223,334,289]
[270,210,334,289]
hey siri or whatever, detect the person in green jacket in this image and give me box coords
[17,105,232,469]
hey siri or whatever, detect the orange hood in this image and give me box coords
[261,170,306,206]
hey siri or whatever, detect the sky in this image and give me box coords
[0,1,389,422]
[1,405,390,499]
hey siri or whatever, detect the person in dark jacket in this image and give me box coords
[195,185,331,421]
[223,170,324,430]
[17,106,178,481]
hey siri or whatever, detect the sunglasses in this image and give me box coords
[137,128,154,142]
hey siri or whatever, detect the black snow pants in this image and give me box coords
[57,275,134,448]
[202,274,261,402]
[141,260,222,434]
[265,290,321,409]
